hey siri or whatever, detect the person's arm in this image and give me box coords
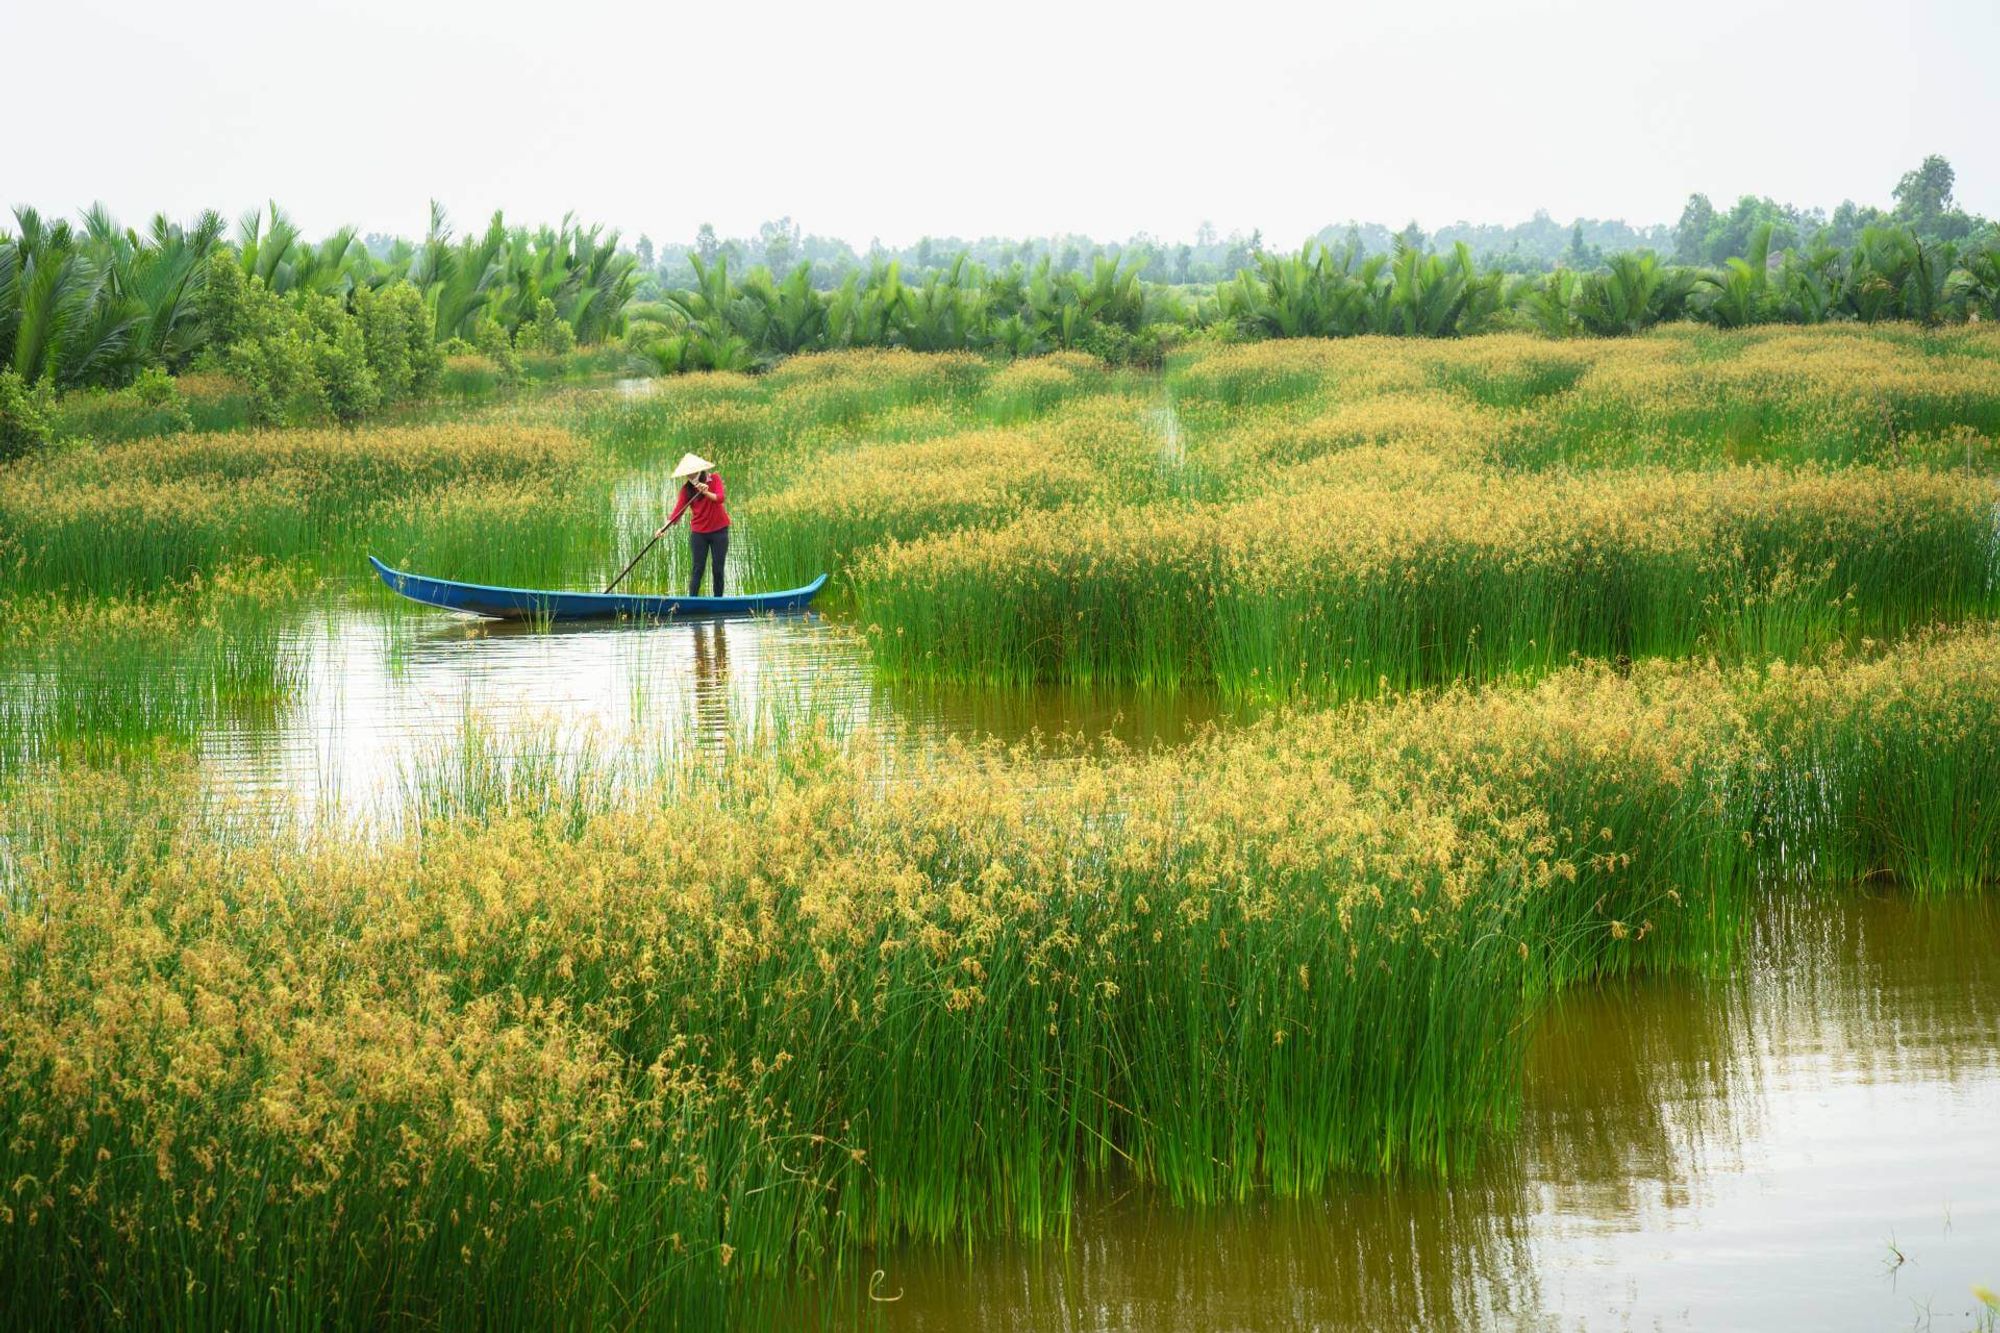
[700,475,724,504]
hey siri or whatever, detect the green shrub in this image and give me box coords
[298,293,379,422]
[517,297,577,356]
[0,369,55,462]
[197,252,391,425]
[1076,319,1173,368]
[473,318,523,384]
[195,252,255,349]
[355,282,443,401]
[226,323,328,426]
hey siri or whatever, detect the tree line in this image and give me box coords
[5,175,1999,451]
[636,156,1990,290]
[636,219,2000,373]
[0,203,636,422]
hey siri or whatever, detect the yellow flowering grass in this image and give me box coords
[1167,325,2000,471]
[0,422,612,594]
[0,563,306,767]
[744,395,1164,586]
[550,327,2000,691]
[2,627,1996,1326]
[857,462,2000,696]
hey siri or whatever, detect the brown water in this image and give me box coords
[874,893,2000,1332]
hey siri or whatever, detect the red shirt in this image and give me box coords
[667,473,731,533]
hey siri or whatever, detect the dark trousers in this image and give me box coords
[689,527,729,596]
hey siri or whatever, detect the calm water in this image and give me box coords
[874,893,2000,1332]
[195,590,1225,821]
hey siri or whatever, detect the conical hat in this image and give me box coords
[671,452,715,479]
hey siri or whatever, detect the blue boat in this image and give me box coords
[369,555,829,621]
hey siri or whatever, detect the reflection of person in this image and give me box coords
[657,452,732,597]
[691,619,730,751]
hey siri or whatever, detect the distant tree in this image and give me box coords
[1825,200,1887,251]
[694,223,719,264]
[1563,221,1602,270]
[1673,194,1715,264]
[1174,244,1192,283]
[1893,155,1955,228]
[1056,241,1081,274]
[1128,235,1168,282]
[1708,197,1801,265]
[635,234,655,271]
[1892,155,1974,241]
[1220,231,1251,277]
[1395,220,1424,253]
[759,218,800,273]
[1195,220,1217,248]
[0,369,54,461]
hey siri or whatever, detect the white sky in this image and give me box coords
[7,0,1997,248]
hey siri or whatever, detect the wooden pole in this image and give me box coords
[604,529,668,594]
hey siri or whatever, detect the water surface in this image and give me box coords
[875,893,2000,1332]
[195,590,1225,821]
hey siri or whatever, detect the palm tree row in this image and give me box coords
[636,251,1189,372]
[1,202,638,391]
[1228,224,2000,341]
[0,206,225,387]
[9,202,2000,399]
[631,222,2000,371]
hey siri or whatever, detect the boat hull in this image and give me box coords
[369,556,828,621]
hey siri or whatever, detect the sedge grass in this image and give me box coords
[0,564,306,771]
[2,627,1997,1327]
[1165,326,2000,473]
[0,421,615,596]
[854,463,2000,699]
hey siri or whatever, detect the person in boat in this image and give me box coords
[657,453,731,596]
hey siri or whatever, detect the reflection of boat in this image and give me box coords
[368,556,828,622]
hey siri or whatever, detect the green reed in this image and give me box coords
[0,420,619,597]
[4,629,1995,1329]
[0,573,305,771]
[857,460,2000,702]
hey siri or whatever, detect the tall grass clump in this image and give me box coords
[1745,629,2000,895]
[1158,330,2000,474]
[569,350,1004,475]
[1499,325,2000,470]
[0,564,304,769]
[742,397,1162,591]
[0,421,612,594]
[685,327,2000,671]
[856,464,2000,699]
[3,628,1995,1327]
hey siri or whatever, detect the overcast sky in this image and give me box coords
[8,0,1997,248]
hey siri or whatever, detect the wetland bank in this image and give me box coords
[3,326,1999,1330]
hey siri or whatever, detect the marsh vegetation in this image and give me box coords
[1,314,1997,1328]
